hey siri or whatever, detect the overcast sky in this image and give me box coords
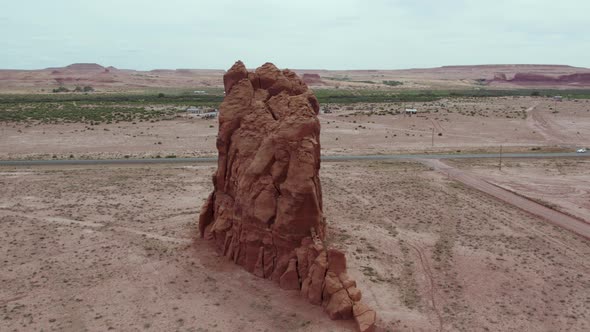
[1,0,588,70]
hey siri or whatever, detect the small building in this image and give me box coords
[186,106,204,114]
[405,108,417,115]
[201,110,218,119]
[186,106,218,119]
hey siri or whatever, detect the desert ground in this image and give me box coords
[1,160,589,332]
[2,65,590,332]
[448,158,590,224]
[1,96,589,160]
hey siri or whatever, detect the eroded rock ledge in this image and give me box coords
[198,61,375,332]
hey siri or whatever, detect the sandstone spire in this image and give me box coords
[199,61,376,332]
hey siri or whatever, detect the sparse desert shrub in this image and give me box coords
[52,86,70,93]
[382,80,403,86]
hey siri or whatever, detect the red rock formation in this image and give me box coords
[199,60,323,276]
[512,73,552,82]
[557,73,590,84]
[494,72,590,86]
[493,72,507,81]
[199,61,376,332]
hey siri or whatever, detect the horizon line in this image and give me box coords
[1,63,589,72]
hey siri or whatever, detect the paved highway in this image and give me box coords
[0,152,587,166]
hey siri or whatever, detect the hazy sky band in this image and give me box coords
[1,0,588,70]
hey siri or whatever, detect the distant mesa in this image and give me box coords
[302,73,324,85]
[64,63,106,71]
[3,63,589,92]
[493,71,590,86]
[493,73,507,81]
[149,69,176,74]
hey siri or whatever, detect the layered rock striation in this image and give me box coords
[198,61,375,332]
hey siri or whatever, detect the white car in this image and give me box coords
[577,148,587,153]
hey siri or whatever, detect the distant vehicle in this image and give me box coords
[576,148,587,153]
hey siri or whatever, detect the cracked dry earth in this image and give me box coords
[1,161,589,331]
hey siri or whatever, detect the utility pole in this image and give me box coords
[499,145,503,171]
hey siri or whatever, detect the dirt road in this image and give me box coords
[421,159,590,239]
[526,103,571,144]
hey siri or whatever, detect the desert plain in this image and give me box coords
[2,96,590,160]
[1,64,590,332]
[2,158,589,331]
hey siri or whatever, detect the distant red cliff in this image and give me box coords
[302,73,324,85]
[494,72,590,86]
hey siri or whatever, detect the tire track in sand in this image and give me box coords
[407,242,444,332]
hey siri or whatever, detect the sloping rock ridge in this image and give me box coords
[302,73,325,85]
[198,61,376,332]
[493,72,590,85]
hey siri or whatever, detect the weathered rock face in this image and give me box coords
[199,60,324,278]
[493,72,590,86]
[199,61,375,332]
[493,72,507,81]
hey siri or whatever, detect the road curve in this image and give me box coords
[0,152,588,166]
[420,159,590,240]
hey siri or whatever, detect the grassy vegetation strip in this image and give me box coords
[2,89,590,123]
[0,93,224,123]
[314,88,590,104]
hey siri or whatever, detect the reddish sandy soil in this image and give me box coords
[422,158,590,239]
[1,161,589,331]
[2,96,589,160]
[448,158,590,224]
